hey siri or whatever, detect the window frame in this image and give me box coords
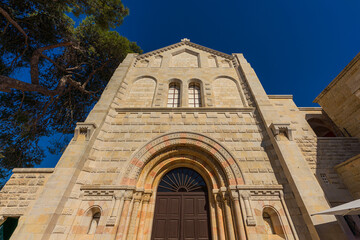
[188,82,202,107]
[167,82,181,108]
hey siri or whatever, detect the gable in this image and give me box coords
[134,39,235,68]
[170,49,200,68]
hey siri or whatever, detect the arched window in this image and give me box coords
[263,212,276,234]
[167,83,180,107]
[262,207,285,239]
[188,82,202,107]
[88,212,101,234]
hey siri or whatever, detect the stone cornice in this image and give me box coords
[115,107,255,113]
[335,153,360,169]
[236,185,283,190]
[268,95,293,99]
[314,51,360,103]
[80,185,136,191]
[298,107,322,111]
[136,40,234,60]
[12,168,54,173]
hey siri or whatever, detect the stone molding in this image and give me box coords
[115,107,255,113]
[12,168,54,173]
[298,107,322,112]
[73,122,97,141]
[237,185,284,226]
[83,189,114,201]
[80,185,135,191]
[122,131,245,186]
[335,153,360,169]
[268,95,293,99]
[315,51,360,102]
[270,123,293,141]
[135,40,234,61]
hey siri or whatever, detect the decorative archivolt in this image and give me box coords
[120,132,246,187]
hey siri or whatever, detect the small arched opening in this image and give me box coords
[262,207,285,239]
[85,207,101,235]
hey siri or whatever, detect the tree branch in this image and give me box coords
[1,21,9,35]
[82,60,109,88]
[0,75,67,96]
[30,42,73,85]
[0,6,28,66]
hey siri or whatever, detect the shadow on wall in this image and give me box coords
[314,128,360,239]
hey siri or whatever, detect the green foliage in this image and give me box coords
[0,0,142,185]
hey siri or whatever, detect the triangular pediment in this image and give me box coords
[135,39,234,62]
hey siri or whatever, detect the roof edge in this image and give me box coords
[314,52,360,103]
[136,40,234,60]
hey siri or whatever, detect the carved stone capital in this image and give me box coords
[230,190,240,201]
[124,190,134,201]
[133,189,144,202]
[213,189,223,203]
[240,190,251,200]
[114,190,125,200]
[142,193,152,203]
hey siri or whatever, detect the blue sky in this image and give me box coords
[118,0,360,106]
[39,0,360,167]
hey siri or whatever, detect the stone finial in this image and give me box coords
[181,38,190,42]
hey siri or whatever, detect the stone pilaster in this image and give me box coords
[10,54,137,240]
[234,53,346,240]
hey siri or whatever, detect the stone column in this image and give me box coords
[221,188,236,240]
[209,194,219,240]
[213,189,226,240]
[127,190,143,240]
[137,191,152,240]
[230,190,247,240]
[115,190,133,240]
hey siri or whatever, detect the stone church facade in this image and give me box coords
[1,40,360,240]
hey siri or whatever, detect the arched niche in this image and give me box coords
[82,206,102,235]
[151,55,163,68]
[212,76,243,107]
[126,76,156,107]
[208,55,218,67]
[262,207,285,239]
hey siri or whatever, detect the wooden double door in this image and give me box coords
[151,192,212,240]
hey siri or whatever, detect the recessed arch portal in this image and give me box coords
[120,132,246,187]
[119,132,246,240]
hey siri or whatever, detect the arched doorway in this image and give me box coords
[151,167,212,240]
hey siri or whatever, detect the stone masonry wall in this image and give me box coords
[268,97,360,205]
[335,154,360,199]
[314,52,360,137]
[0,168,53,216]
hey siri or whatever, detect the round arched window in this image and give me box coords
[157,168,207,192]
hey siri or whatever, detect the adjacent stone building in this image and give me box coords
[1,40,359,240]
